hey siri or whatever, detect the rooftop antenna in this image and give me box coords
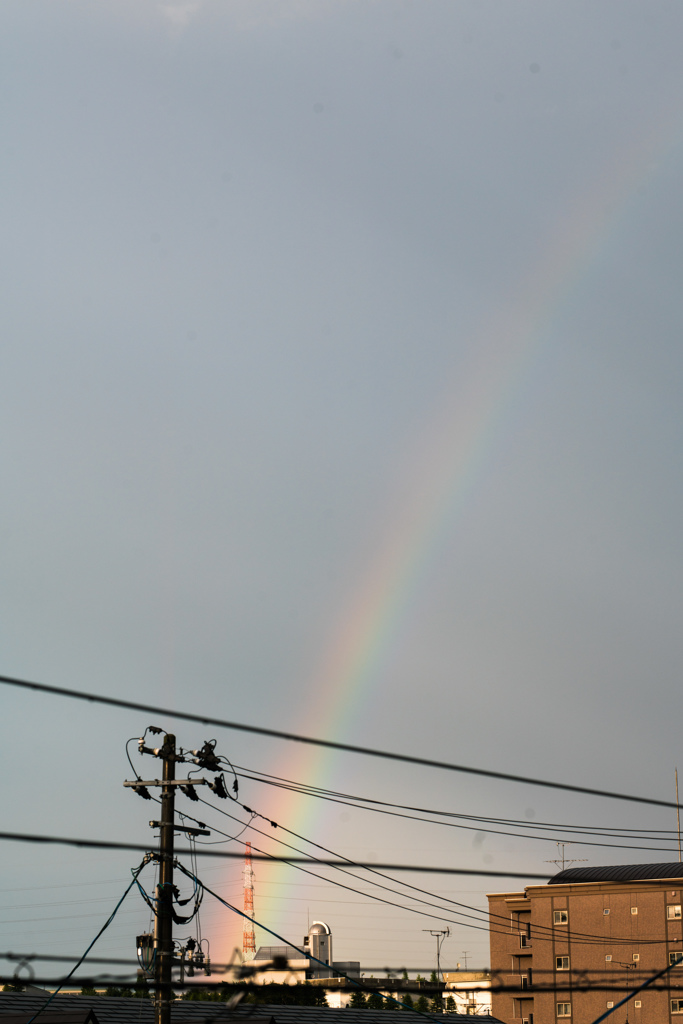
[423,928,450,981]
[242,842,256,961]
[461,951,470,970]
[676,769,681,863]
[545,842,588,872]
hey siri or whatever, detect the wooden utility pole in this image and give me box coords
[124,731,224,1021]
[155,734,176,1024]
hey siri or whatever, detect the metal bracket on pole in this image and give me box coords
[149,821,211,837]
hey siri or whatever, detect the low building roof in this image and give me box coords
[254,946,306,961]
[0,994,506,1024]
[549,862,683,885]
[0,1014,99,1024]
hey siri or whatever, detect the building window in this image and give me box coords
[606,1002,614,1009]
[604,909,610,915]
[668,906,682,920]
[556,957,570,971]
[634,1001,641,1008]
[554,910,568,925]
[605,955,612,962]
[672,1000,683,1014]
[557,1003,571,1017]
[520,934,531,948]
[669,952,683,968]
[631,907,638,915]
[633,954,640,961]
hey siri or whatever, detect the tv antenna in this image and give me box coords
[544,842,588,871]
[423,928,450,981]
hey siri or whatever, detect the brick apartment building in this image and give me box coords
[488,863,683,1024]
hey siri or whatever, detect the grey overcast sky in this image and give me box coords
[2,0,683,979]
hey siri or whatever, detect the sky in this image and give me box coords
[2,0,683,989]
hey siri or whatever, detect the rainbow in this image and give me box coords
[217,105,682,959]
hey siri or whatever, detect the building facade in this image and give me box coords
[252,920,360,988]
[443,971,492,1015]
[488,863,683,1024]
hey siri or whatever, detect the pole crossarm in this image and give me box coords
[123,779,209,788]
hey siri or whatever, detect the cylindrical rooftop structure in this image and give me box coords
[308,920,333,972]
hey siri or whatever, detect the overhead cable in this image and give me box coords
[233,770,682,854]
[589,956,683,1024]
[3,976,682,995]
[193,794,666,948]
[235,766,683,844]
[23,859,148,1023]
[175,862,442,1022]
[2,672,681,811]
[0,830,550,879]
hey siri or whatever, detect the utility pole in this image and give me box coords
[155,733,176,1024]
[423,928,450,982]
[125,731,228,1024]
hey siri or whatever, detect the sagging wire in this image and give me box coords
[187,833,210,971]
[191,792,668,949]
[25,858,149,1023]
[125,735,678,951]
[234,765,683,838]
[176,750,670,949]
[232,766,683,855]
[174,861,443,1022]
[177,803,254,846]
[218,752,240,800]
[125,737,143,781]
[10,672,683,813]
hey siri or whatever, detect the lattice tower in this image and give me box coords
[242,841,256,961]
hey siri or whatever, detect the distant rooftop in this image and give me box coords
[0,994,506,1024]
[549,862,683,885]
[254,944,307,961]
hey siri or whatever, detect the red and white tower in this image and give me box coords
[242,842,256,961]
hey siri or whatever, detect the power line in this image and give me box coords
[2,672,681,811]
[23,860,148,1024]
[588,956,683,1024]
[191,794,668,948]
[124,760,672,952]
[3,976,683,995]
[235,766,683,836]
[233,769,683,854]
[0,830,551,879]
[192,798,496,938]
[3,948,683,986]
[175,862,441,1022]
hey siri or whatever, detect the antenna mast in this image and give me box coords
[676,769,681,863]
[545,842,588,871]
[242,842,256,961]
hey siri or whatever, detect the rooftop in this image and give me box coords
[254,946,306,962]
[549,862,683,885]
[0,995,506,1024]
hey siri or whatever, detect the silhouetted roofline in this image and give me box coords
[549,862,683,885]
